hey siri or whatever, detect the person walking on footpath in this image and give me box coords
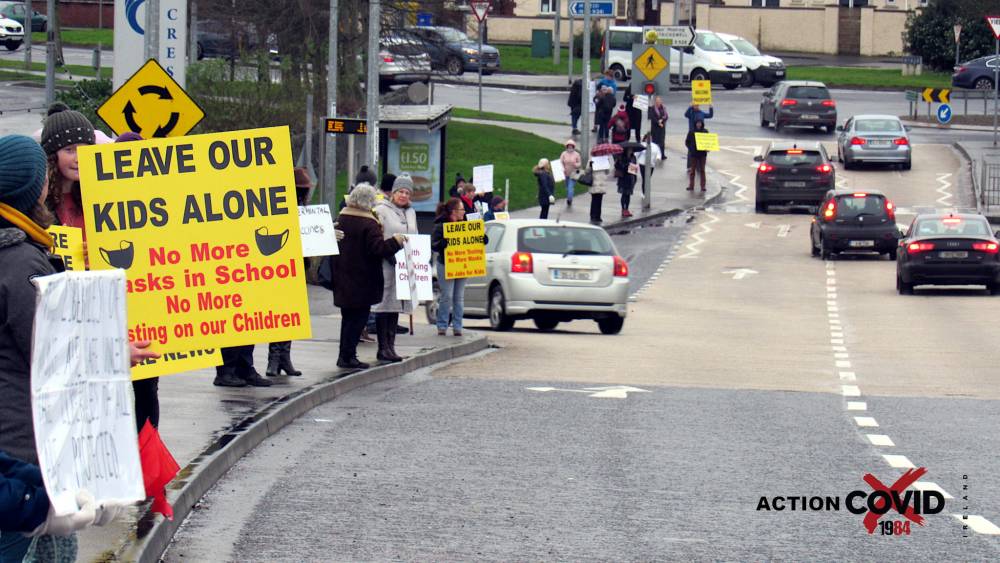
[616,152,637,218]
[588,162,612,225]
[595,87,616,143]
[568,78,583,136]
[649,96,668,161]
[685,120,710,192]
[623,85,643,142]
[559,140,581,208]
[684,102,713,131]
[372,176,419,363]
[331,184,407,369]
[533,158,556,219]
[431,198,470,336]
[635,133,662,199]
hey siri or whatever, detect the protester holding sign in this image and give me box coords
[331,184,406,369]
[41,104,96,249]
[684,103,714,132]
[649,96,668,161]
[685,120,710,192]
[372,177,420,363]
[431,199,468,336]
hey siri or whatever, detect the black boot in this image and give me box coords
[266,343,281,377]
[375,316,401,362]
[277,341,301,376]
[386,320,405,362]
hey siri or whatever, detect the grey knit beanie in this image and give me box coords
[41,104,95,155]
[0,135,47,215]
[391,173,414,194]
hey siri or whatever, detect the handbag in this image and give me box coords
[576,169,594,186]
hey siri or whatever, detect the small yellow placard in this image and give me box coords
[691,80,712,105]
[97,59,205,139]
[444,220,486,280]
[48,225,86,271]
[694,132,720,152]
[79,126,312,356]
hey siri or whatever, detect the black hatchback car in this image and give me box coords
[952,56,997,90]
[759,81,837,133]
[810,190,899,260]
[897,214,1000,294]
[753,142,835,213]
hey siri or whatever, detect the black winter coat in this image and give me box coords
[568,79,583,112]
[0,450,49,532]
[535,170,555,205]
[685,128,709,157]
[331,208,403,309]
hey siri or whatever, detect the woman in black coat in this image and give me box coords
[331,184,406,369]
[533,158,556,219]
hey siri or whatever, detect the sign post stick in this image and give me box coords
[995,36,999,147]
[478,19,484,114]
[568,9,574,85]
[643,94,653,211]
[581,0,592,167]
[366,0,380,167]
[326,0,339,211]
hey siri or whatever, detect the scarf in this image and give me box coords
[0,202,53,250]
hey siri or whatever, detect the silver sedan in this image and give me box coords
[835,114,912,170]
[461,219,630,334]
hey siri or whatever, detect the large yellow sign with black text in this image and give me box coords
[79,126,312,356]
[98,59,205,139]
[444,220,486,280]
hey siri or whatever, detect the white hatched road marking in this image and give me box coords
[717,169,750,202]
[854,416,879,427]
[935,172,953,207]
[841,385,861,397]
[953,515,1000,535]
[839,371,856,381]
[678,211,719,259]
[847,401,867,410]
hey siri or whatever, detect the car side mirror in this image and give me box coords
[898,227,908,239]
[835,125,844,132]
[683,46,694,55]
[753,155,763,162]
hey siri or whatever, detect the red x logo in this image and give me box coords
[861,467,928,534]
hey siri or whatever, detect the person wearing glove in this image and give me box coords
[533,158,556,219]
[28,490,97,537]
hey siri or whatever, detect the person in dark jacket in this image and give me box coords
[331,184,406,369]
[684,103,714,132]
[567,78,583,135]
[533,158,556,219]
[616,152,637,218]
[685,120,709,191]
[595,87,616,143]
[354,164,378,187]
[449,173,466,198]
[431,198,486,336]
[623,85,643,142]
[608,103,631,144]
[649,96,668,160]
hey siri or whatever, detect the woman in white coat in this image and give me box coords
[372,174,420,362]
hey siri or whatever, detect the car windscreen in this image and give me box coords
[436,28,468,42]
[913,218,992,237]
[786,86,831,99]
[767,150,822,166]
[517,226,614,255]
[610,31,640,51]
[695,32,731,52]
[854,119,903,133]
[835,195,887,219]
[730,39,761,57]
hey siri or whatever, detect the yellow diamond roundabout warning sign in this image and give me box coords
[635,46,668,81]
[98,59,205,139]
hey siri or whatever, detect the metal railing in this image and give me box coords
[951,89,998,116]
[980,155,1000,211]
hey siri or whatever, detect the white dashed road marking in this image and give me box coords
[882,454,916,469]
[953,515,1000,535]
[854,416,879,428]
[866,434,895,447]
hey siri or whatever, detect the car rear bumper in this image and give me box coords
[951,74,978,89]
[846,145,911,163]
[776,111,836,128]
[757,184,832,205]
[899,262,1000,285]
[505,276,629,319]
[753,67,786,84]
[708,69,744,86]
[381,72,431,84]
[822,226,899,252]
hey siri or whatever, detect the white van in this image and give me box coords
[600,26,746,89]
[716,32,786,88]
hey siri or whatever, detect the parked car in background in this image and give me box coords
[379,34,432,92]
[759,80,837,133]
[836,114,911,170]
[0,1,45,32]
[461,219,630,334]
[0,15,21,51]
[195,20,257,60]
[952,55,998,90]
[717,32,785,88]
[405,26,500,75]
[753,141,835,213]
[601,26,745,88]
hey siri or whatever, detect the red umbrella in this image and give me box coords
[591,143,623,157]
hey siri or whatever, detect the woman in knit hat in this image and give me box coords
[41,104,96,230]
[370,175,419,362]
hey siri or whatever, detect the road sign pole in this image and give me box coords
[553,0,560,66]
[994,37,998,147]
[22,0,30,69]
[568,9,574,85]
[643,94,653,211]
[581,0,592,167]
[326,0,339,210]
[366,0,380,168]
[44,0,54,105]
[478,19,483,114]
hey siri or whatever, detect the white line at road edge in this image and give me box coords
[717,170,750,202]
[952,515,1000,535]
[678,211,719,259]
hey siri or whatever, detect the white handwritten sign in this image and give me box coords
[591,154,612,171]
[31,270,144,515]
[394,234,433,302]
[299,204,339,257]
[633,94,650,112]
[550,159,566,183]
[472,164,494,194]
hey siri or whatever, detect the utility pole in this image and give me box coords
[44,0,54,104]
[23,0,30,69]
[366,0,380,169]
[553,0,560,66]
[190,0,198,67]
[144,0,159,61]
[326,0,339,208]
[567,8,574,85]
[580,0,591,165]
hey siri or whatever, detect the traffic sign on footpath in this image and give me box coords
[937,104,952,125]
[470,0,490,22]
[569,1,614,17]
[631,44,671,96]
[921,88,949,103]
[641,25,695,47]
[905,91,919,102]
[987,15,1000,38]
[97,59,204,139]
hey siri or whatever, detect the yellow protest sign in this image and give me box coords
[131,347,222,380]
[443,219,486,279]
[691,80,712,105]
[48,225,86,271]
[79,126,312,356]
[97,59,205,138]
[694,132,720,152]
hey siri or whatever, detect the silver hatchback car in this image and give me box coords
[461,219,630,334]
[836,114,912,170]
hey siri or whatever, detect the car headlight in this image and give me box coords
[462,48,478,55]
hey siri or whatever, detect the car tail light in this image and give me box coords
[600,36,606,56]
[850,137,866,146]
[973,241,1000,254]
[758,162,775,173]
[942,217,962,225]
[780,99,797,106]
[893,137,909,145]
[821,100,836,107]
[380,52,394,63]
[885,200,895,221]
[613,256,629,277]
[511,252,533,273]
[907,242,935,254]
[957,65,967,73]
[822,199,837,221]
[816,163,832,173]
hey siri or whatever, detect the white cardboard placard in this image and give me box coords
[299,204,339,257]
[472,164,494,193]
[395,235,433,302]
[591,154,612,171]
[550,159,566,183]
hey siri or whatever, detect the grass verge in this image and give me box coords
[445,120,565,211]
[450,107,566,125]
[786,66,952,90]
[32,27,113,48]
[0,58,111,79]
[497,45,600,76]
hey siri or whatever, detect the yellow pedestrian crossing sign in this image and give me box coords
[635,46,668,80]
[97,59,205,139]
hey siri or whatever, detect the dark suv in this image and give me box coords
[754,142,835,213]
[760,81,837,133]
[405,26,500,75]
[810,190,899,260]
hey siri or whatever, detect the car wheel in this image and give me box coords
[774,120,783,133]
[690,68,709,82]
[902,159,911,171]
[755,199,768,214]
[974,77,995,90]
[896,275,913,295]
[741,72,755,88]
[597,316,624,335]
[843,157,854,170]
[887,248,898,261]
[820,240,833,260]
[4,40,20,51]
[488,285,514,331]
[811,238,820,257]
[610,64,626,82]
[446,56,464,76]
[723,83,738,90]
[759,108,769,127]
[533,317,559,332]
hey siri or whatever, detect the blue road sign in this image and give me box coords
[416,12,433,26]
[937,103,952,125]
[569,1,614,16]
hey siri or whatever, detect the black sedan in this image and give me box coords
[896,214,1000,295]
[753,142,835,213]
[952,56,998,90]
[811,190,899,260]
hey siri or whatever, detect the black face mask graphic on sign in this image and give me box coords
[255,227,289,256]
[99,240,135,269]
